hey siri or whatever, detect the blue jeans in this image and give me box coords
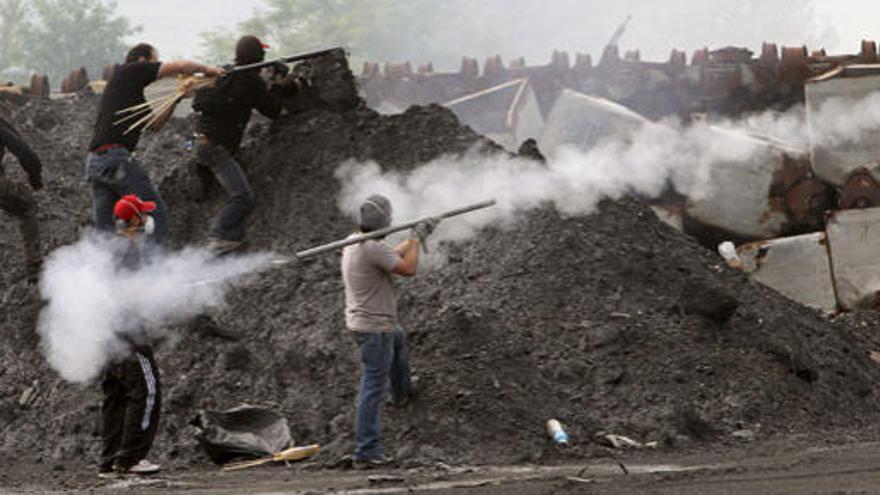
[85,148,168,246]
[353,327,411,460]
[196,142,254,242]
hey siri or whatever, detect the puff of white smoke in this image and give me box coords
[336,89,880,252]
[334,118,767,245]
[37,233,274,384]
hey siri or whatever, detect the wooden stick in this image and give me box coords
[222,444,320,472]
[113,106,154,126]
[124,93,182,135]
[115,91,178,115]
[143,93,185,132]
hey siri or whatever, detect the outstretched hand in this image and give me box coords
[203,65,225,78]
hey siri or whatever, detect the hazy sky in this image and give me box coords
[115,0,264,60]
[115,0,880,65]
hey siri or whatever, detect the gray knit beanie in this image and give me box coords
[359,194,393,231]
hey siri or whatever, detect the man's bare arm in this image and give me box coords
[157,60,224,79]
[392,239,420,276]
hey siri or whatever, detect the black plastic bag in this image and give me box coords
[192,404,293,465]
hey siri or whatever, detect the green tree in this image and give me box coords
[199,27,238,66]
[200,0,831,72]
[0,0,29,78]
[200,0,442,67]
[21,0,139,84]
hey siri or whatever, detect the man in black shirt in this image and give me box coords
[87,43,222,246]
[192,35,293,255]
[0,115,44,279]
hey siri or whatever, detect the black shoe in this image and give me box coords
[207,238,245,256]
[97,465,120,480]
[353,455,394,470]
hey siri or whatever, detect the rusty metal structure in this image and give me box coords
[59,67,89,94]
[359,40,880,122]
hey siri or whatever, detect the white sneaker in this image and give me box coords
[127,459,161,475]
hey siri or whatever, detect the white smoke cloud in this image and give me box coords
[335,119,771,243]
[37,233,274,384]
[336,90,880,249]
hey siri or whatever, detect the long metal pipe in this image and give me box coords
[295,199,497,259]
[226,46,343,75]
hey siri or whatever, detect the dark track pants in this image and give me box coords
[0,177,39,266]
[100,346,161,471]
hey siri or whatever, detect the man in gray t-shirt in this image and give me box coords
[341,194,436,469]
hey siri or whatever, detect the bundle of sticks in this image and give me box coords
[114,74,215,135]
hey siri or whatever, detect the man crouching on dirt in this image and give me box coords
[341,195,437,469]
[0,114,44,282]
[191,35,303,256]
[98,194,162,478]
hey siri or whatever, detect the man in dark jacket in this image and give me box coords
[98,194,162,478]
[0,115,43,278]
[192,35,295,255]
[87,43,222,246]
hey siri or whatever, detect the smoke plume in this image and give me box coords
[336,90,880,248]
[37,233,274,384]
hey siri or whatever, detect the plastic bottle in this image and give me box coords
[718,241,743,270]
[546,419,569,446]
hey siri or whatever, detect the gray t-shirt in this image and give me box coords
[341,238,402,332]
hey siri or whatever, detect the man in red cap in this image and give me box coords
[98,194,162,478]
[191,35,303,255]
[114,194,157,239]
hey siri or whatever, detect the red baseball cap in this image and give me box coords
[113,194,156,222]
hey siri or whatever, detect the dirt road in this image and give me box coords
[5,437,880,493]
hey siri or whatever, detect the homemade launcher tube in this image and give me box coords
[226,46,343,75]
[295,199,497,259]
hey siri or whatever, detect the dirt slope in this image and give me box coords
[1,55,879,485]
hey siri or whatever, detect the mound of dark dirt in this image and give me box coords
[2,53,880,484]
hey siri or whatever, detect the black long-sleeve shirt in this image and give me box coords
[195,70,282,153]
[0,115,42,185]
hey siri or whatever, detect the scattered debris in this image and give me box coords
[565,476,596,484]
[597,433,643,450]
[18,380,39,408]
[732,233,836,313]
[725,206,880,313]
[731,429,755,441]
[192,405,294,465]
[718,241,744,270]
[546,419,570,446]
